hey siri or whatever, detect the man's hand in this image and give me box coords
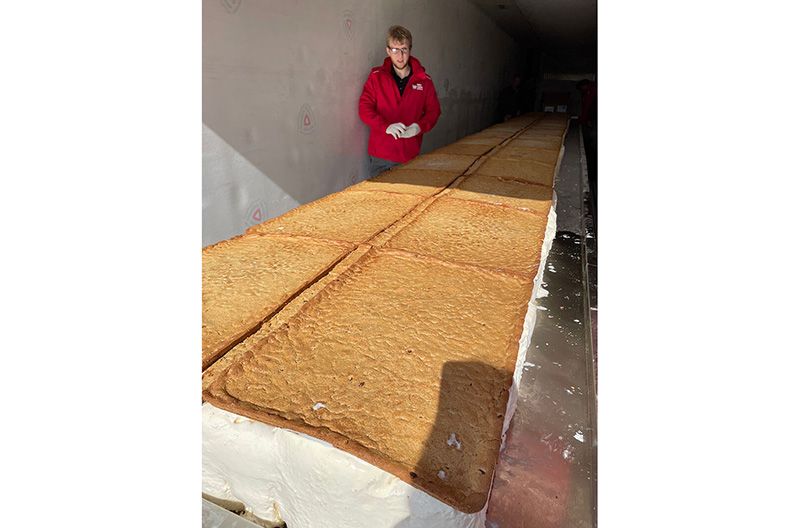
[385,122,407,139]
[398,123,421,139]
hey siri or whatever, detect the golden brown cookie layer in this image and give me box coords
[351,168,461,197]
[450,174,553,215]
[385,197,549,276]
[202,234,353,370]
[246,189,424,244]
[205,247,533,513]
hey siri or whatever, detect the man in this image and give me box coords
[358,25,441,177]
[497,74,524,123]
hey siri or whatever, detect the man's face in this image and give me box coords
[386,38,410,70]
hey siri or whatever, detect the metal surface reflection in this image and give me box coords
[486,122,597,528]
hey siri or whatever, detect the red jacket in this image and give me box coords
[358,56,441,163]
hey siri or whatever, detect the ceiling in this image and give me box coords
[468,0,597,73]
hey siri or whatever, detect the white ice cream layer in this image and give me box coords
[203,204,558,528]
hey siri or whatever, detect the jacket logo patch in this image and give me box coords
[412,83,423,91]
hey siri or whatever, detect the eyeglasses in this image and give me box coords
[387,47,410,56]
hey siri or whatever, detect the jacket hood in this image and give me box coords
[381,56,426,78]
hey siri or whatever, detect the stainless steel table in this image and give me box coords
[486,121,597,528]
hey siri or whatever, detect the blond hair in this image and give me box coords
[386,25,412,49]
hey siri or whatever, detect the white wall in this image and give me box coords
[203,0,519,246]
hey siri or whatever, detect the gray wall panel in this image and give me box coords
[203,0,518,246]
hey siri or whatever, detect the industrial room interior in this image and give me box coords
[202,1,597,527]
[6,2,798,528]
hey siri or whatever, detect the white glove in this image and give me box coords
[398,123,421,139]
[385,122,406,139]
